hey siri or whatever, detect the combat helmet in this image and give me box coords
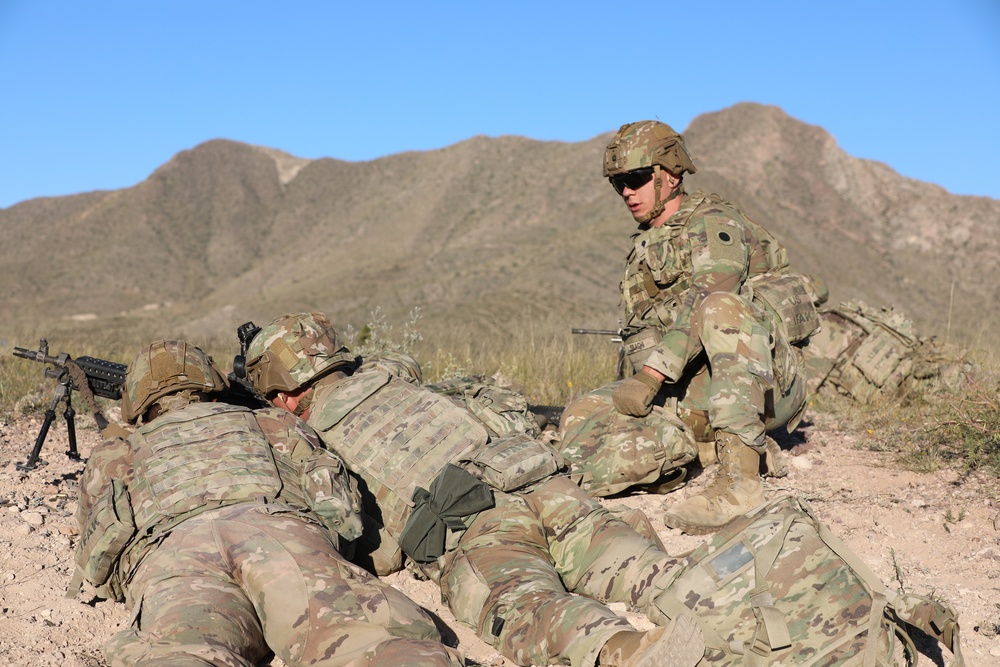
[243,312,357,396]
[604,120,697,224]
[121,340,229,423]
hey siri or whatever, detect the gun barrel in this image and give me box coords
[571,328,619,336]
[12,347,63,366]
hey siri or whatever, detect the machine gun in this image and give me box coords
[12,337,267,471]
[12,339,127,470]
[571,326,629,381]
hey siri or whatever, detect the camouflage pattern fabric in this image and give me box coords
[800,301,918,401]
[121,339,229,424]
[439,475,681,667]
[303,370,685,667]
[106,503,463,667]
[559,298,808,496]
[425,374,545,438]
[800,301,976,406]
[558,191,809,496]
[603,120,697,178]
[126,403,285,538]
[648,495,964,666]
[245,312,358,397]
[355,351,423,384]
[308,369,488,550]
[559,386,698,496]
[78,398,461,667]
[620,191,788,384]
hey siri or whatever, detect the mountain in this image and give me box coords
[2,103,997,352]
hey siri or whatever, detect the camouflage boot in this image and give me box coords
[598,614,704,667]
[663,432,765,535]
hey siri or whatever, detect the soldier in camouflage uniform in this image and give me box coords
[242,312,706,667]
[559,121,821,535]
[73,340,464,667]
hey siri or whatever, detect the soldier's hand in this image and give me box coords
[612,370,663,417]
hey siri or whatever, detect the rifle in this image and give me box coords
[571,326,629,381]
[12,339,126,470]
[12,338,267,471]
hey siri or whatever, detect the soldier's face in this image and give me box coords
[617,170,658,222]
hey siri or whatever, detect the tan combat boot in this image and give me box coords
[663,432,765,535]
[598,614,705,667]
[696,439,718,466]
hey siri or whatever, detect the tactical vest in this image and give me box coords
[310,370,489,540]
[621,191,788,331]
[127,403,284,539]
[310,370,563,566]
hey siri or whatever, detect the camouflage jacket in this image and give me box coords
[622,190,788,380]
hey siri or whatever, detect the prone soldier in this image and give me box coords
[241,312,706,667]
[72,339,465,667]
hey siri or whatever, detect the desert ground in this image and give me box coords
[0,404,996,666]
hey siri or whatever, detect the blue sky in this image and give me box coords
[1,1,998,209]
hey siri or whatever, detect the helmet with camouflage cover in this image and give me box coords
[244,312,357,396]
[121,340,229,423]
[603,120,697,178]
[604,121,697,224]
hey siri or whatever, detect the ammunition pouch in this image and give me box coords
[463,432,563,492]
[74,478,135,601]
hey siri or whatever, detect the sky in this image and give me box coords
[1,1,998,210]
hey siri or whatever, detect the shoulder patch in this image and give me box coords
[704,218,745,264]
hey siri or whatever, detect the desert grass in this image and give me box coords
[812,345,1000,478]
[3,319,997,480]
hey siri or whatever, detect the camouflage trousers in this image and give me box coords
[440,475,680,667]
[107,503,463,667]
[560,293,807,497]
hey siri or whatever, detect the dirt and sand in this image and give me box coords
[0,405,996,666]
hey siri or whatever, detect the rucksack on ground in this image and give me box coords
[650,496,964,666]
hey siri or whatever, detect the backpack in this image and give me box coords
[651,496,964,666]
[801,302,919,404]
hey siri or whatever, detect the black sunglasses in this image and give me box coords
[610,167,655,195]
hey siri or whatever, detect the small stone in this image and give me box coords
[791,457,813,471]
[21,511,44,526]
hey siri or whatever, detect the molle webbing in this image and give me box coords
[128,404,282,536]
[312,371,488,538]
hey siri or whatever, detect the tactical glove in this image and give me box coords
[612,370,663,417]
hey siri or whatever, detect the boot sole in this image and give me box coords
[635,613,705,667]
[663,511,741,536]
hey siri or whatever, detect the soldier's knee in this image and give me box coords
[696,292,750,331]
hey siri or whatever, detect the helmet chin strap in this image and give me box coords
[636,165,683,226]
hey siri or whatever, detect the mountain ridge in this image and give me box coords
[2,103,997,351]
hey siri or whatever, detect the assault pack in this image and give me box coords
[801,301,919,404]
[651,496,963,666]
